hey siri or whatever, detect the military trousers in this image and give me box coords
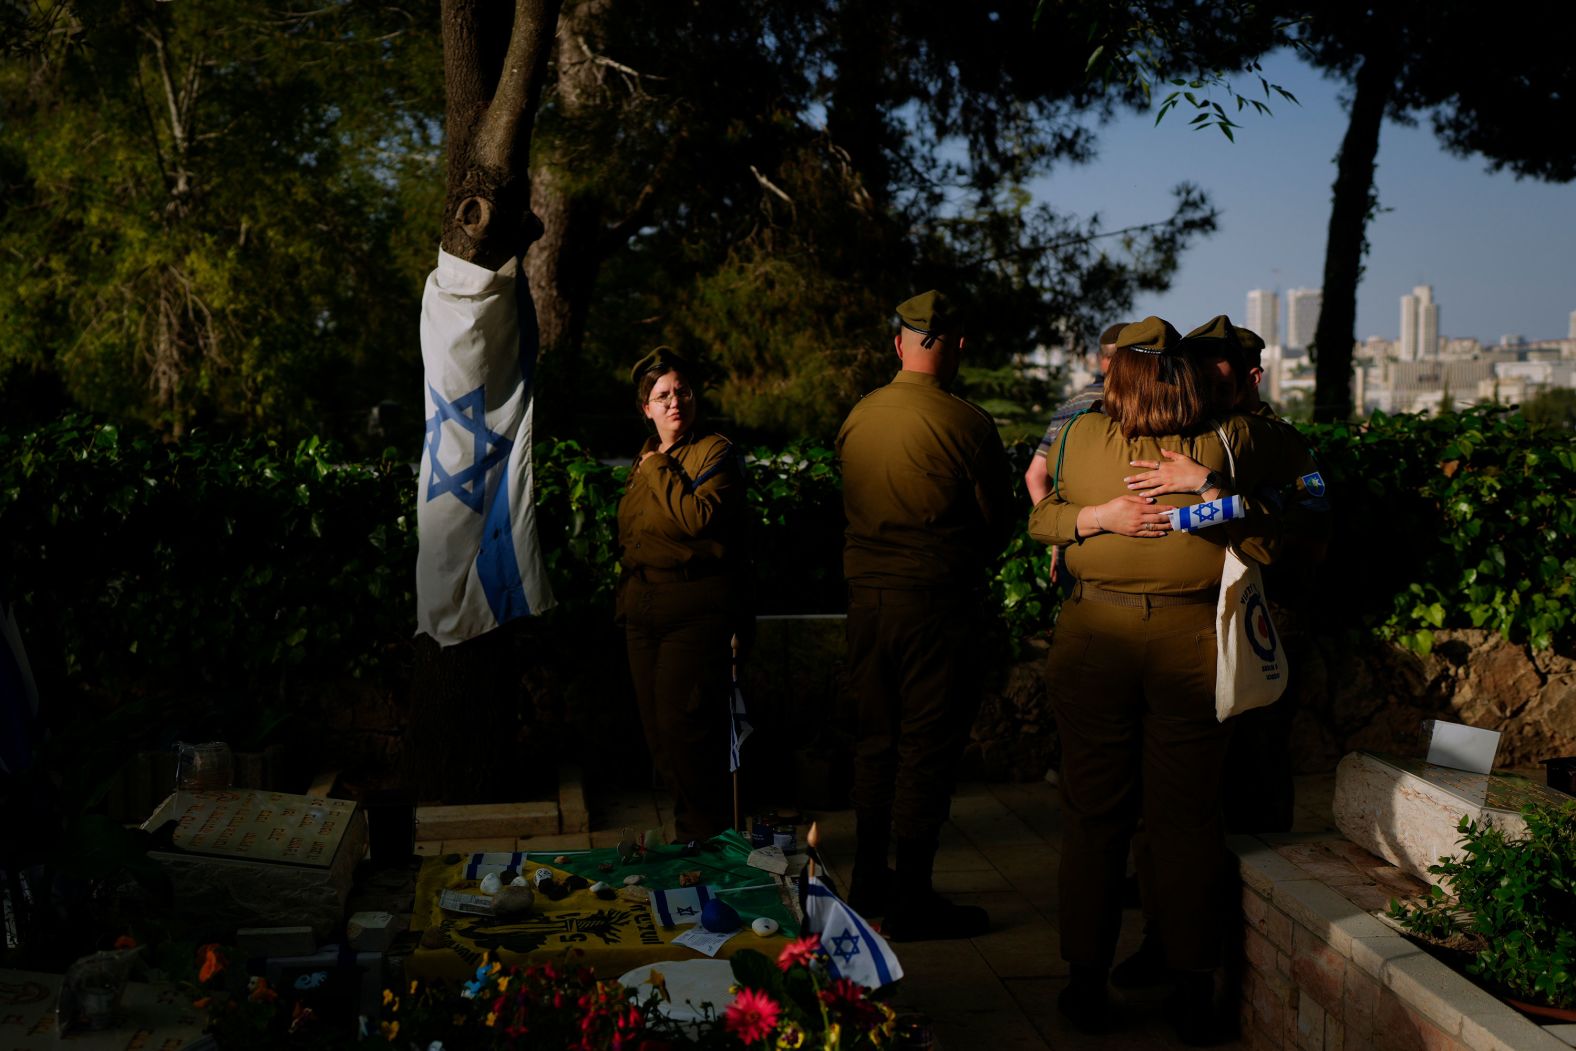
[621,574,733,842]
[1045,594,1233,972]
[846,586,985,845]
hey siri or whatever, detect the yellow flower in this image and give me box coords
[648,969,670,1003]
[486,1011,498,1027]
[776,1022,806,1049]
[489,960,502,975]
[379,1019,399,1041]
[497,975,511,992]
[381,989,395,1007]
[408,980,419,995]
[823,1021,842,1050]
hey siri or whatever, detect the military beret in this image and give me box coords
[1182,314,1261,368]
[628,345,693,385]
[1115,316,1183,354]
[1233,325,1266,354]
[1183,314,1233,345]
[896,290,961,346]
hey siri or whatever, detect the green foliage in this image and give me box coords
[0,413,418,790]
[7,404,1571,788]
[0,1,443,441]
[1302,406,1576,651]
[1522,388,1576,434]
[1388,800,1576,1008]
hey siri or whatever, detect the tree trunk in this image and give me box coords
[439,0,562,270]
[1311,38,1401,422]
[408,0,562,802]
[523,0,613,362]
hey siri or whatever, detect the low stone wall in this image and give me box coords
[1231,834,1570,1051]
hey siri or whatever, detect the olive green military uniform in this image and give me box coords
[1029,394,1310,973]
[837,292,1014,928]
[617,427,747,843]
[1222,400,1330,833]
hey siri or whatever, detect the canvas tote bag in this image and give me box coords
[1212,423,1288,721]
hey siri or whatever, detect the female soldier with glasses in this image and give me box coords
[616,347,750,851]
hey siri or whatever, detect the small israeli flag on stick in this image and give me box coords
[1166,494,1245,533]
[416,249,556,645]
[802,876,903,989]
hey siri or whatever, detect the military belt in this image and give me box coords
[1074,582,1218,608]
[626,563,727,584]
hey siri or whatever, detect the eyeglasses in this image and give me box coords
[648,388,695,408]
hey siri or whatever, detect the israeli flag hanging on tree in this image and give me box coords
[803,876,903,989]
[416,248,556,645]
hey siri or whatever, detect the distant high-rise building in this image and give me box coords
[1286,288,1321,353]
[1568,310,1576,340]
[1399,285,1440,361]
[1246,289,1279,347]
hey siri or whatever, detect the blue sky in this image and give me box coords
[1026,50,1576,345]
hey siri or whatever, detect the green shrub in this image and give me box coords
[1302,406,1576,652]
[1388,800,1576,1008]
[4,404,1571,775]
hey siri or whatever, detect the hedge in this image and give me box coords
[2,406,1571,760]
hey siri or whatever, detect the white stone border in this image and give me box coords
[1229,834,1574,1051]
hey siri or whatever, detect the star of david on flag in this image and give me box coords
[802,876,903,989]
[416,249,556,645]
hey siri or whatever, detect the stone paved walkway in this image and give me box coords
[583,774,1340,1050]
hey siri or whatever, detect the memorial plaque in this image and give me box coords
[164,790,358,867]
[141,790,367,938]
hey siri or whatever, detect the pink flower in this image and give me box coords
[724,987,782,1045]
[776,934,821,972]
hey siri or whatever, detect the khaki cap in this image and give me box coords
[1115,316,1183,354]
[896,290,961,348]
[628,345,693,385]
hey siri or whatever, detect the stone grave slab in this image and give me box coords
[141,789,367,939]
[1331,750,1570,887]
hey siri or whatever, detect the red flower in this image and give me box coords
[724,987,781,1045]
[818,978,864,1009]
[776,934,821,972]
[196,944,225,984]
[818,977,883,1029]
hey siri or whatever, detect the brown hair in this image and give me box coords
[635,366,697,414]
[1102,349,1209,438]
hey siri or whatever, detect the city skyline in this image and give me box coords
[1028,49,1576,344]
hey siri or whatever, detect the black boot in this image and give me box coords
[881,837,988,942]
[848,810,895,917]
[1056,962,1111,1034]
[1167,969,1236,1047]
[1110,924,1168,989]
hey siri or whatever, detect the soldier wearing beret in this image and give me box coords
[1027,316,1312,1042]
[1102,315,1332,997]
[836,290,1014,941]
[617,347,750,850]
